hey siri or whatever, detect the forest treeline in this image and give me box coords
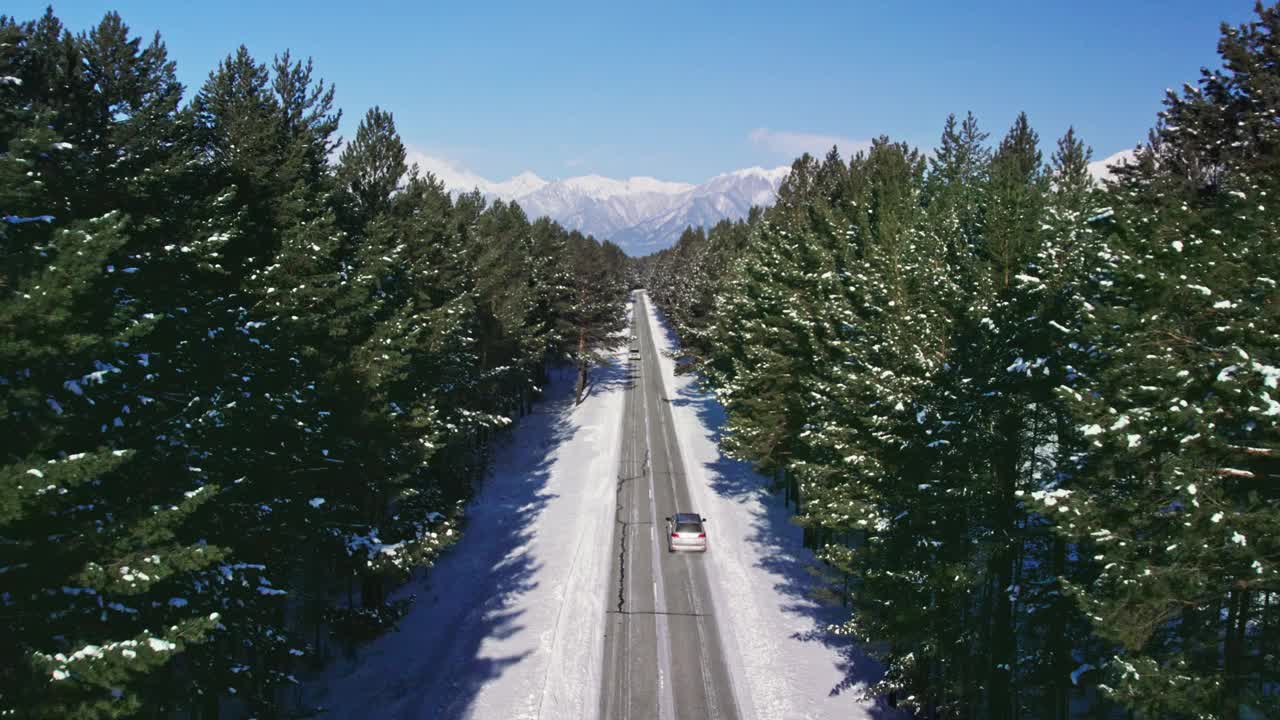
[639,6,1278,720]
[0,9,627,718]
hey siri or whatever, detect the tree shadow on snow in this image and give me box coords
[648,307,901,718]
[307,364,590,720]
[581,346,635,401]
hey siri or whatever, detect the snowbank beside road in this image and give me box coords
[642,295,889,720]
[309,347,627,719]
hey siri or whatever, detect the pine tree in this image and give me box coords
[335,107,405,232]
[1,15,225,717]
[564,231,626,403]
[791,139,966,714]
[4,8,633,717]
[1029,7,1280,718]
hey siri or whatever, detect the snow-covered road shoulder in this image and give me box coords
[309,337,628,719]
[641,295,888,720]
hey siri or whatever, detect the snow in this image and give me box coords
[1087,149,1136,183]
[3,214,55,224]
[1256,363,1280,389]
[1261,392,1280,416]
[642,298,886,719]
[557,174,694,200]
[307,295,885,719]
[1070,663,1094,686]
[310,348,626,718]
[421,154,787,254]
[147,638,176,653]
[711,165,791,184]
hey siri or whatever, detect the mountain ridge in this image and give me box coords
[420,158,789,255]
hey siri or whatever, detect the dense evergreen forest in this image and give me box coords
[0,9,628,717]
[640,5,1279,719]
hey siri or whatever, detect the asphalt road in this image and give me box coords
[600,290,740,720]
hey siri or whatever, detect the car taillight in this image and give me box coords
[698,533,706,538]
[671,532,679,538]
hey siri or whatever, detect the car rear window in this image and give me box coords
[676,522,702,533]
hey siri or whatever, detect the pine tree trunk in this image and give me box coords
[1222,588,1249,720]
[1223,589,1239,720]
[1233,590,1249,718]
[574,326,587,404]
[1050,410,1072,720]
[1050,536,1069,720]
[989,409,1022,720]
[362,572,384,609]
[957,588,975,720]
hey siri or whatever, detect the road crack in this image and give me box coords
[614,336,650,615]
[614,477,630,614]
[606,610,711,617]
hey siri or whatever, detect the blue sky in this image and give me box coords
[11,1,1261,183]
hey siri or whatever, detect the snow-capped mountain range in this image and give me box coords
[419,145,1133,255]
[421,157,788,255]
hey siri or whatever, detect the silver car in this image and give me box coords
[665,513,707,553]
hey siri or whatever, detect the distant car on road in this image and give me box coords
[666,513,707,553]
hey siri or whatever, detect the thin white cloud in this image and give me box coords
[749,128,872,159]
